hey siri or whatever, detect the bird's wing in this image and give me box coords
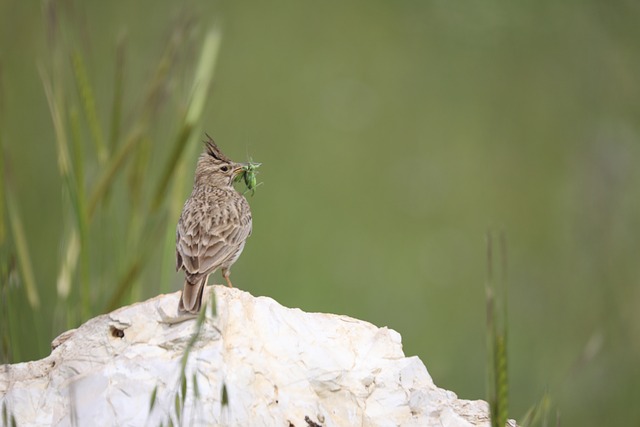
[199,219,252,273]
[176,204,252,277]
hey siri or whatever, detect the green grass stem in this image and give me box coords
[71,51,107,165]
[152,123,194,211]
[0,62,5,244]
[127,134,151,212]
[184,29,222,128]
[56,229,80,299]
[520,392,552,427]
[109,32,126,153]
[104,212,168,312]
[152,28,222,210]
[486,230,509,427]
[68,106,90,316]
[6,187,40,309]
[87,125,144,218]
[39,65,71,179]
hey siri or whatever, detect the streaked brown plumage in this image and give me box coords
[176,136,252,313]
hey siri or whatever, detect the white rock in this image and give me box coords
[0,286,515,427]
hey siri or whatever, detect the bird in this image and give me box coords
[176,136,253,313]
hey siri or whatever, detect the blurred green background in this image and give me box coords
[1,1,639,425]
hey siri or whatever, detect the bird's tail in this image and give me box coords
[179,275,208,313]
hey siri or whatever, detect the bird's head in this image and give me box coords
[194,135,246,187]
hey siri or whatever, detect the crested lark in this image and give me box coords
[176,137,253,313]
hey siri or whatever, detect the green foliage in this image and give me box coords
[1,401,17,427]
[0,3,222,363]
[5,186,40,310]
[151,29,222,211]
[221,383,229,407]
[520,392,557,427]
[71,51,107,165]
[485,231,509,427]
[149,386,158,412]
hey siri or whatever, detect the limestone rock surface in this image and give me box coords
[0,286,515,426]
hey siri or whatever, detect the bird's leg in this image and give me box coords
[222,268,234,288]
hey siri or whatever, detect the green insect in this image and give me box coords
[235,159,262,196]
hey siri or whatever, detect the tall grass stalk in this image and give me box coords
[68,106,90,315]
[86,125,145,218]
[5,188,40,310]
[41,64,87,317]
[109,33,126,153]
[0,64,13,363]
[1,401,17,427]
[71,51,107,165]
[39,66,72,181]
[0,62,14,363]
[104,212,168,312]
[486,230,509,427]
[0,62,5,245]
[152,29,222,211]
[520,392,554,427]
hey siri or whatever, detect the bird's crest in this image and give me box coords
[204,134,232,162]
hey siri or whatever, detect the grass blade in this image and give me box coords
[86,20,193,220]
[486,230,509,427]
[185,28,223,128]
[181,374,187,405]
[221,383,229,407]
[152,28,222,210]
[127,134,151,211]
[151,123,193,211]
[104,212,167,311]
[0,62,5,244]
[56,229,80,299]
[42,66,90,309]
[5,187,40,309]
[110,32,126,153]
[192,373,200,399]
[149,385,158,412]
[71,51,107,164]
[39,65,71,179]
[87,125,144,218]
[520,392,552,427]
[68,106,90,315]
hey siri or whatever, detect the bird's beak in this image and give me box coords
[232,164,246,177]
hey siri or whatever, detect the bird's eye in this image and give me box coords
[220,166,229,172]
